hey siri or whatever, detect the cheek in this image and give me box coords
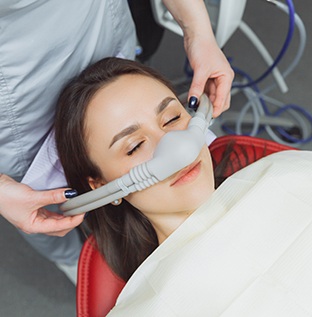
[100,157,151,184]
[125,184,165,212]
[98,143,156,183]
[125,179,210,215]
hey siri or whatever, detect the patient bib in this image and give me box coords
[108,150,312,317]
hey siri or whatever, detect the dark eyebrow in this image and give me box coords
[109,124,140,148]
[155,97,176,115]
[109,97,176,148]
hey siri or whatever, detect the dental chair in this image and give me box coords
[76,135,295,317]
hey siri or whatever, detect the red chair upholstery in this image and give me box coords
[76,135,296,317]
[209,135,295,180]
[76,235,125,317]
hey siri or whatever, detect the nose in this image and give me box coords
[147,127,206,181]
[152,115,191,149]
[153,129,167,148]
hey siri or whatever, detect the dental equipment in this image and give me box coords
[61,94,213,216]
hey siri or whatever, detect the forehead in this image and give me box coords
[84,74,176,138]
[97,73,170,98]
[87,74,174,116]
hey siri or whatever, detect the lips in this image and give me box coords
[170,161,201,186]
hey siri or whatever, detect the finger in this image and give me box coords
[29,211,85,236]
[188,67,209,103]
[31,188,77,209]
[210,76,232,118]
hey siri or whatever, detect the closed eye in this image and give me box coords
[127,140,145,156]
[163,114,181,127]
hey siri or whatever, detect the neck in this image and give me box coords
[148,210,194,244]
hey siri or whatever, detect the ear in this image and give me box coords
[88,177,106,190]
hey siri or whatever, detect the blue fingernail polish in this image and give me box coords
[188,96,198,109]
[83,212,89,220]
[64,189,78,199]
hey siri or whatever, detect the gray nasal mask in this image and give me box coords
[61,94,213,216]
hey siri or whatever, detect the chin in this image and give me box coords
[177,189,212,213]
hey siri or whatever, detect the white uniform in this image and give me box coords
[0,0,136,265]
[0,0,136,180]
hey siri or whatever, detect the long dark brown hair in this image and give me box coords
[54,57,179,281]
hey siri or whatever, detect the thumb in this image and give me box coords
[188,69,207,104]
[32,188,78,208]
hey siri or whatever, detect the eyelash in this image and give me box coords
[127,114,181,156]
[163,114,181,127]
[127,141,144,156]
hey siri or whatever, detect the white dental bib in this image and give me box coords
[107,150,312,317]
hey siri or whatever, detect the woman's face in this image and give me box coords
[84,74,215,226]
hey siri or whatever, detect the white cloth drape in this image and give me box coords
[108,150,312,317]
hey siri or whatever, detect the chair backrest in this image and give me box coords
[76,235,125,317]
[76,135,295,317]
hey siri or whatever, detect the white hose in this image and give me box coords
[228,1,309,147]
[238,21,288,93]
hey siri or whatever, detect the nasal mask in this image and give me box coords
[61,94,213,215]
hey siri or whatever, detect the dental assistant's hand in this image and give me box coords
[0,173,84,236]
[184,33,234,118]
[162,0,234,118]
